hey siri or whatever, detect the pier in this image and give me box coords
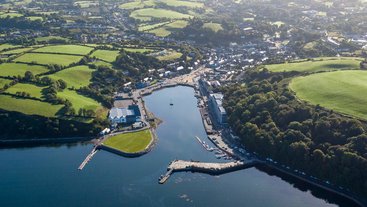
[159,159,258,184]
[78,146,98,170]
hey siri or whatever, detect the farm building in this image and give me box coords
[109,105,141,124]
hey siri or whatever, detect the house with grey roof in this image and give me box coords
[109,105,141,125]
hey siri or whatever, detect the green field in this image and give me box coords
[15,53,83,66]
[138,21,170,31]
[90,61,113,68]
[90,50,120,62]
[33,45,94,55]
[0,12,23,18]
[0,44,19,52]
[119,0,155,10]
[266,57,362,73]
[148,20,188,37]
[159,0,204,8]
[156,50,182,61]
[130,8,192,21]
[26,16,43,21]
[57,89,101,111]
[47,65,93,89]
[35,36,69,43]
[203,22,223,32]
[290,70,367,120]
[0,78,11,88]
[123,48,154,53]
[6,83,45,99]
[0,47,33,55]
[103,130,152,153]
[0,94,62,117]
[0,63,49,77]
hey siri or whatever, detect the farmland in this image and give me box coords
[266,57,362,73]
[15,53,83,66]
[57,89,101,111]
[203,22,223,32]
[148,20,188,37]
[35,36,69,43]
[5,83,45,99]
[91,50,120,62]
[0,63,49,77]
[156,50,183,61]
[103,130,152,153]
[130,8,192,21]
[290,70,367,120]
[123,48,154,53]
[0,44,18,52]
[47,65,94,89]
[0,94,63,117]
[0,78,12,88]
[0,47,33,55]
[33,45,93,55]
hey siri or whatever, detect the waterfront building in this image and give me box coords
[109,105,141,124]
[208,93,227,124]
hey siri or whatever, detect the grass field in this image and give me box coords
[47,65,93,88]
[0,44,18,52]
[119,0,155,10]
[15,53,83,66]
[148,20,188,37]
[156,50,182,61]
[0,12,23,18]
[90,50,120,62]
[290,70,367,120]
[203,22,223,32]
[0,47,33,55]
[35,36,69,43]
[159,0,204,8]
[103,130,152,153]
[26,16,43,21]
[90,61,113,68]
[123,48,154,53]
[33,45,93,55]
[138,21,170,31]
[0,94,62,117]
[6,83,45,99]
[57,89,101,111]
[266,57,362,73]
[0,78,11,88]
[0,63,49,77]
[130,8,192,21]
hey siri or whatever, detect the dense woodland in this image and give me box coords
[222,68,367,197]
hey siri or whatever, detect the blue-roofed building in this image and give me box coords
[209,93,227,124]
[109,105,141,124]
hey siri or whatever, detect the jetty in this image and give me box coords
[78,146,98,170]
[159,159,258,184]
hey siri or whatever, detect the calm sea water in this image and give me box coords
[0,86,358,207]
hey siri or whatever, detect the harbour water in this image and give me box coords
[0,86,358,207]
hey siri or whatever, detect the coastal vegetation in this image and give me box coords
[223,62,367,198]
[103,130,152,153]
